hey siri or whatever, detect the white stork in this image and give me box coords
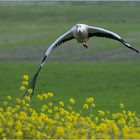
[24,23,139,97]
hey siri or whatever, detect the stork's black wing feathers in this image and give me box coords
[54,36,74,47]
[89,32,120,41]
[86,25,139,53]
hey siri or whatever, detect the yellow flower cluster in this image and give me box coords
[0,93,140,139]
[0,75,140,139]
[19,74,33,96]
[69,98,75,104]
[20,74,29,91]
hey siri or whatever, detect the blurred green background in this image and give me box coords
[0,1,140,113]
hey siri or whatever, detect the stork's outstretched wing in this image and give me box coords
[23,29,74,98]
[86,25,139,53]
[45,30,74,57]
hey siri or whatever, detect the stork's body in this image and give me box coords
[24,23,139,97]
[73,24,89,47]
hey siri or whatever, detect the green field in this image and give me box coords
[1,61,140,113]
[0,4,140,114]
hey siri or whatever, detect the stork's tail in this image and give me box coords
[22,55,47,98]
[121,39,139,54]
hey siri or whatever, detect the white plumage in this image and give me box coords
[24,23,139,97]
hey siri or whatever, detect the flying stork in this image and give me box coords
[23,23,139,97]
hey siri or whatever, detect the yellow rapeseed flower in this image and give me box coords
[48,102,53,107]
[13,105,20,112]
[47,92,53,97]
[56,126,64,135]
[54,106,59,111]
[37,95,43,101]
[69,98,75,104]
[3,101,8,106]
[21,100,25,105]
[16,130,23,137]
[16,98,21,104]
[59,101,64,107]
[13,113,18,119]
[24,96,30,102]
[120,103,124,109]
[24,126,30,131]
[0,128,3,133]
[7,96,12,100]
[41,105,47,111]
[86,97,94,103]
[128,111,132,117]
[0,108,3,112]
[42,93,48,99]
[98,123,108,131]
[54,113,60,120]
[83,104,89,109]
[22,81,28,86]
[36,131,42,139]
[67,106,72,110]
[123,110,126,114]
[20,86,26,91]
[7,118,14,126]
[98,110,105,116]
[15,121,22,129]
[118,117,126,125]
[6,106,12,112]
[19,111,27,119]
[91,103,96,108]
[23,74,29,81]
[27,88,33,94]
[48,109,53,114]
[95,117,99,123]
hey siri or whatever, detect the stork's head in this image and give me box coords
[76,24,82,33]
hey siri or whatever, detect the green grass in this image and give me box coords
[0,5,140,50]
[1,61,140,113]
